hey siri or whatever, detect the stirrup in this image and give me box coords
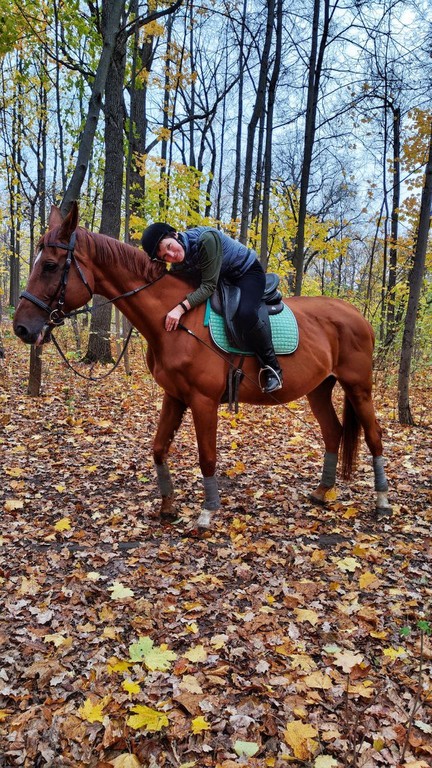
[259,366,283,393]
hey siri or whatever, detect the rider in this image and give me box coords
[141,223,283,393]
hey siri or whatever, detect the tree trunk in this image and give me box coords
[239,0,275,244]
[260,0,282,268]
[84,20,127,364]
[27,347,43,396]
[294,0,330,295]
[230,0,247,225]
[397,119,432,425]
[60,0,125,215]
[385,105,401,346]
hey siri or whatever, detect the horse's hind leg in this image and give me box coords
[306,376,342,504]
[341,382,392,517]
[153,392,187,521]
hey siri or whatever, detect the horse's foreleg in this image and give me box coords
[190,396,220,528]
[306,377,342,503]
[153,393,187,520]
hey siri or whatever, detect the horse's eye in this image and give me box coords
[42,261,58,273]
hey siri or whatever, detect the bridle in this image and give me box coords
[18,228,167,381]
[19,231,93,327]
[19,229,167,325]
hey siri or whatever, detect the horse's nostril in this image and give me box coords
[15,325,28,339]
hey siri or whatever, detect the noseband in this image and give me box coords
[19,231,93,326]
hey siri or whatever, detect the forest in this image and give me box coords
[0,1,431,766]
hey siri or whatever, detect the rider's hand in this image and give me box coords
[165,304,185,331]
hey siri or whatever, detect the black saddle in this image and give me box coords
[210,273,284,350]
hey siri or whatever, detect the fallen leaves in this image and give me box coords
[1,334,431,766]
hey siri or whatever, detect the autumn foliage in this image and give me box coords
[0,329,431,767]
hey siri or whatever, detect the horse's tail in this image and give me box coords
[341,395,361,480]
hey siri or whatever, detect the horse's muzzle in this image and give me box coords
[14,321,52,346]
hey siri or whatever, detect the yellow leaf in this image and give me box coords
[55,484,66,492]
[108,581,134,600]
[184,645,207,663]
[107,658,132,674]
[233,740,260,757]
[122,679,141,695]
[336,556,359,573]
[4,467,25,477]
[179,674,203,694]
[19,575,39,595]
[359,571,380,589]
[103,627,118,639]
[210,634,227,650]
[342,507,358,518]
[186,622,199,634]
[54,517,71,532]
[373,737,385,751]
[86,571,102,581]
[289,654,317,672]
[78,697,106,723]
[347,680,375,698]
[383,646,407,660]
[284,720,319,760]
[4,499,24,511]
[303,671,332,690]
[127,704,169,732]
[314,757,339,768]
[110,754,144,768]
[323,488,337,501]
[43,632,71,648]
[0,710,9,721]
[191,715,210,733]
[83,464,98,473]
[294,608,320,626]
[333,650,364,673]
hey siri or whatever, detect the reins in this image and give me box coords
[51,326,135,382]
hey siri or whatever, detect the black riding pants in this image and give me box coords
[230,259,265,332]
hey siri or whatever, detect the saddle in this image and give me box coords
[210,273,284,349]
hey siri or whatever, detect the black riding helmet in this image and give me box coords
[141,222,176,261]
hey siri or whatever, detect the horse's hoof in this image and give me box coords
[309,493,327,506]
[375,506,393,520]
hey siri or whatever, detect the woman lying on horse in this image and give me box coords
[141,223,283,394]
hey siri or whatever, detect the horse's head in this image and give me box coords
[13,202,94,346]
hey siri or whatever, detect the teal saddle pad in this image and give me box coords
[205,301,299,356]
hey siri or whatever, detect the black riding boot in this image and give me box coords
[245,318,283,393]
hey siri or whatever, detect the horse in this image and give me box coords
[13,203,392,527]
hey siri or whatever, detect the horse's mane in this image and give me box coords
[78,227,165,282]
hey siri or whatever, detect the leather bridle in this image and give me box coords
[19,231,93,327]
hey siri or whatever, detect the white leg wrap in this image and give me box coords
[197,509,211,528]
[376,491,392,510]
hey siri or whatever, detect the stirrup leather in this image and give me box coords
[259,365,283,393]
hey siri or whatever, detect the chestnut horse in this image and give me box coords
[13,204,392,526]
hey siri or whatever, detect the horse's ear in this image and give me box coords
[48,205,63,230]
[58,201,79,240]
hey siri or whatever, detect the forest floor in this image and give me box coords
[0,324,431,768]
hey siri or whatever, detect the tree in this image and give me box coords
[397,116,432,425]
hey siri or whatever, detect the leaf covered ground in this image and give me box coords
[0,327,431,768]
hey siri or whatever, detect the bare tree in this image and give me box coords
[397,118,432,425]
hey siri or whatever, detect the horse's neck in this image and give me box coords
[89,241,186,340]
